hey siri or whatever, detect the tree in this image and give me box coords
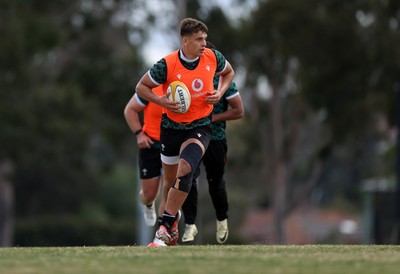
[239,0,399,243]
[0,0,144,220]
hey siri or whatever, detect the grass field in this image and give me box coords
[1,245,400,274]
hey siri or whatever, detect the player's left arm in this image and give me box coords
[212,93,244,123]
[216,61,234,94]
[123,94,155,149]
[206,51,234,105]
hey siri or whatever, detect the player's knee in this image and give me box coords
[172,143,203,193]
[207,176,225,186]
[145,189,159,202]
[180,143,203,171]
[172,173,192,192]
[140,189,157,204]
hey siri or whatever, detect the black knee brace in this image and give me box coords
[181,143,203,171]
[173,143,203,193]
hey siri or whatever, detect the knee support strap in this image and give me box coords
[173,143,203,193]
[180,143,203,171]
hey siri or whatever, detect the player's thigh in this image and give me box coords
[181,125,212,154]
[138,147,162,179]
[160,127,184,165]
[203,140,227,179]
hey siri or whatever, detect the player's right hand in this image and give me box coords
[160,92,182,113]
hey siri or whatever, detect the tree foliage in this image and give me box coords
[0,0,144,218]
[231,0,399,242]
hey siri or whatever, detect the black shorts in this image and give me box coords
[138,147,162,179]
[160,125,212,165]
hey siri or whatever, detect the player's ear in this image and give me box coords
[182,36,189,46]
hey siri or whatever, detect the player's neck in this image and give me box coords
[180,48,199,62]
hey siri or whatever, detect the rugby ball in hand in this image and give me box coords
[167,81,191,113]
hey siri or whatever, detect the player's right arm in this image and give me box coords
[136,62,181,113]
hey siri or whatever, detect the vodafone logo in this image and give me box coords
[192,79,204,92]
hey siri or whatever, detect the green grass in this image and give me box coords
[0,245,400,274]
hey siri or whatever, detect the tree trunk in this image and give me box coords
[271,85,287,244]
[395,85,400,244]
[0,160,14,247]
[273,159,287,244]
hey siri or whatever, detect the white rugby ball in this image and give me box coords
[167,81,191,113]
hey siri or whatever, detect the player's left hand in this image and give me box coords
[205,90,222,105]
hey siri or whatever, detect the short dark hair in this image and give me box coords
[180,18,208,37]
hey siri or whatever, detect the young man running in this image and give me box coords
[124,86,164,227]
[135,18,234,246]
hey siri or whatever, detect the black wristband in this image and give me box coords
[134,129,142,135]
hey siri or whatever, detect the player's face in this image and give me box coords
[182,31,207,59]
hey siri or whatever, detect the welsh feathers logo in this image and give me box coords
[192,79,204,92]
